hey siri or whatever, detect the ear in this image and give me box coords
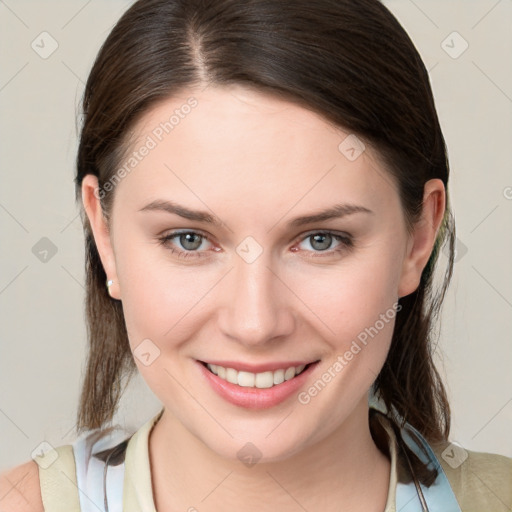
[398,178,446,298]
[81,174,121,300]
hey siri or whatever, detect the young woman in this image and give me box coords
[2,0,511,510]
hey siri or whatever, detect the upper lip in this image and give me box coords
[199,360,318,373]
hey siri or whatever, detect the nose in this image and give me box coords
[217,252,295,348]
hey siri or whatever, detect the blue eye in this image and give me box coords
[158,231,213,260]
[295,231,354,256]
[157,229,354,261]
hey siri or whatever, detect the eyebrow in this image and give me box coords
[138,199,373,227]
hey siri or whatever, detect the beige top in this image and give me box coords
[35,411,512,511]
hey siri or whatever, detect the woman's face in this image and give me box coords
[84,84,441,462]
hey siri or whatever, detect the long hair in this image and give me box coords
[74,0,454,483]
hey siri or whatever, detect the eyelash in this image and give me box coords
[157,230,354,261]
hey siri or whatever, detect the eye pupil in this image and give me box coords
[180,233,202,250]
[310,233,332,251]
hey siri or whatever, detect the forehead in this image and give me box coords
[112,85,398,217]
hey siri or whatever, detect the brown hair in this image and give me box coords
[74,0,454,483]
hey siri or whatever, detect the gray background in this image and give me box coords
[1,0,511,470]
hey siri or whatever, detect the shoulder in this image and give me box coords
[0,459,44,512]
[1,444,81,512]
[431,441,512,511]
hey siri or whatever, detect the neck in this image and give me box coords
[148,400,391,512]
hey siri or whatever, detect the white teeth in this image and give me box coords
[255,371,274,389]
[238,371,255,387]
[206,363,307,388]
[284,367,296,381]
[273,369,285,385]
[225,367,238,384]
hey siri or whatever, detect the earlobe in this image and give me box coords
[397,179,446,298]
[81,175,121,300]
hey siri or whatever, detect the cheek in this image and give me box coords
[114,246,216,403]
[290,253,401,430]
[114,233,228,364]
[286,244,403,344]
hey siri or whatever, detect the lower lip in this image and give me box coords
[197,361,318,409]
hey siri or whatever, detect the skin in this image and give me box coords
[0,461,43,512]
[79,84,445,511]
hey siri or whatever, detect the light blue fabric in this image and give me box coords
[396,421,462,512]
[72,427,127,512]
[71,409,462,511]
[369,391,462,511]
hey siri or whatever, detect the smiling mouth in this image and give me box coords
[200,361,315,389]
